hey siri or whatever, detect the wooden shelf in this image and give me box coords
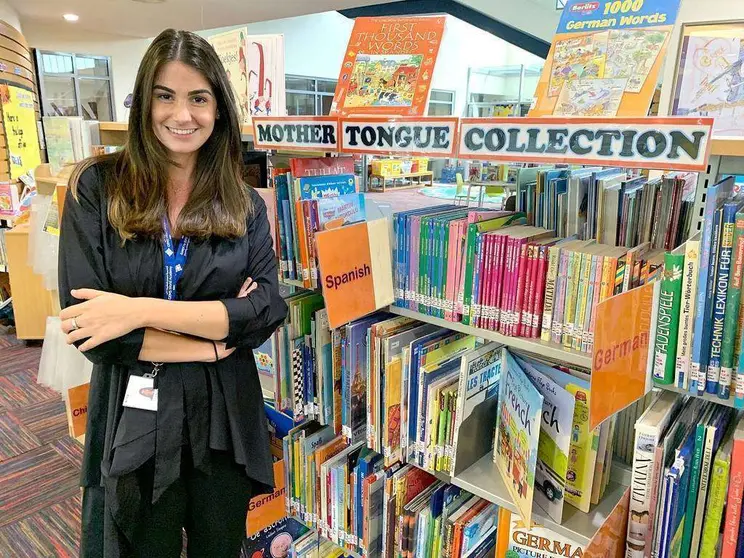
[98,122,128,132]
[387,305,592,369]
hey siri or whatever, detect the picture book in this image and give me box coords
[493,349,543,526]
[297,174,357,200]
[315,193,367,230]
[498,510,586,558]
[42,117,76,175]
[207,28,251,123]
[517,354,576,524]
[246,34,285,118]
[331,16,446,116]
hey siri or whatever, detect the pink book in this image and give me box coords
[500,236,516,335]
[477,233,495,329]
[451,219,466,320]
[497,235,511,334]
[491,234,507,331]
[531,246,550,338]
[513,241,530,337]
[444,219,461,322]
[472,232,488,328]
[584,254,604,352]
[551,249,571,344]
[522,244,538,337]
[722,428,744,558]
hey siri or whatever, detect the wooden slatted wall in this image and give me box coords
[0,20,41,185]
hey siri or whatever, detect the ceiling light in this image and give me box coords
[63,14,79,22]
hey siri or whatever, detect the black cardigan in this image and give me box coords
[58,159,287,554]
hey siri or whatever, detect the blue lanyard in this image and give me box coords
[162,217,190,300]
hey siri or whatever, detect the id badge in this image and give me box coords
[123,375,158,411]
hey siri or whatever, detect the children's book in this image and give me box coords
[297,174,357,200]
[493,349,543,526]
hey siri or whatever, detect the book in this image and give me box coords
[722,413,744,558]
[493,349,543,525]
[722,212,744,399]
[675,234,701,389]
[653,246,685,385]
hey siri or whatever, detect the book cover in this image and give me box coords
[722,414,744,558]
[297,174,357,200]
[330,16,446,117]
[675,234,701,389]
[691,176,735,395]
[315,193,367,230]
[493,349,543,526]
[652,247,685,385]
[499,512,586,558]
[290,156,355,178]
[722,213,744,398]
[42,117,76,175]
[246,34,285,118]
[700,419,737,558]
[207,28,251,123]
[517,354,575,524]
[709,202,739,396]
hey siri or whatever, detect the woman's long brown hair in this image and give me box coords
[69,28,250,241]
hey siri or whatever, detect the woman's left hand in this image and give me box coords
[59,288,146,352]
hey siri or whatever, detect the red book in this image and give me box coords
[290,156,355,177]
[499,235,515,334]
[531,245,550,338]
[491,234,507,332]
[722,417,744,558]
[513,241,530,337]
[521,244,538,337]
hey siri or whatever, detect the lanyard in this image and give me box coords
[162,217,190,301]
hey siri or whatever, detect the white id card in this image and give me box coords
[123,375,158,411]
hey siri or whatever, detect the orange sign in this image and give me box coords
[246,460,287,536]
[314,218,394,329]
[584,487,631,558]
[590,282,656,430]
[67,382,90,438]
[330,16,446,117]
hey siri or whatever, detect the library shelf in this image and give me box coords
[279,277,307,289]
[711,137,744,158]
[290,515,363,558]
[387,305,593,369]
[451,454,627,547]
[657,383,739,409]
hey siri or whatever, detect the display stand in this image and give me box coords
[368,170,433,192]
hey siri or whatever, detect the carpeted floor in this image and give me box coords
[0,326,83,558]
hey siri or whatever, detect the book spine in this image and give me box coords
[699,452,731,558]
[676,238,701,390]
[653,252,685,385]
[461,224,477,325]
[645,443,664,555]
[524,244,540,338]
[541,244,561,342]
[551,248,570,344]
[585,254,604,353]
[574,251,593,351]
[499,236,514,334]
[722,438,744,558]
[444,221,459,321]
[492,235,506,330]
[513,242,530,337]
[472,234,486,327]
[681,422,707,556]
[710,205,737,395]
[693,206,723,395]
[722,213,744,398]
[479,234,495,330]
[562,250,581,348]
[532,245,550,338]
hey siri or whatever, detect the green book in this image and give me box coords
[419,215,431,314]
[680,405,715,558]
[460,213,525,324]
[652,246,686,385]
[699,418,736,558]
[721,211,744,389]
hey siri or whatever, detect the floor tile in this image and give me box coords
[9,400,68,444]
[0,413,42,462]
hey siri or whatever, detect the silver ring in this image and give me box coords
[71,317,80,331]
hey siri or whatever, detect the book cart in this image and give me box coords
[250,109,716,558]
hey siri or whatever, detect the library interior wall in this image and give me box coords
[0,0,21,33]
[23,11,542,121]
[658,0,744,118]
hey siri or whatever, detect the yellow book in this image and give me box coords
[384,356,403,467]
[573,250,594,351]
[562,250,582,348]
[564,383,599,513]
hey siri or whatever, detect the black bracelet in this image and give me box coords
[212,340,219,362]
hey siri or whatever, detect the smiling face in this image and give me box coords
[151,60,217,162]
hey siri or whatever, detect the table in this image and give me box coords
[368,171,434,192]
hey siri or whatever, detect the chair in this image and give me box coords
[454,172,469,206]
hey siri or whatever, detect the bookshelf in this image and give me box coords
[657,383,738,409]
[387,305,593,369]
[290,515,363,558]
[711,138,744,158]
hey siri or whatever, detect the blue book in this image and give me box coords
[281,199,295,280]
[315,193,366,230]
[297,174,357,200]
[706,207,726,393]
[691,176,736,395]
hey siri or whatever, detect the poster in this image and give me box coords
[671,22,744,137]
[494,349,543,526]
[331,16,446,116]
[0,84,41,180]
[208,28,251,124]
[247,35,285,118]
[530,0,681,117]
[590,282,656,430]
[42,117,75,176]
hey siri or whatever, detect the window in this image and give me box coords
[285,75,337,116]
[36,51,114,121]
[427,90,455,116]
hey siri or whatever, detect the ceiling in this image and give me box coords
[12,0,400,39]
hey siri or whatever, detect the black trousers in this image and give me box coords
[83,449,253,558]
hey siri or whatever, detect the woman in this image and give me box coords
[58,29,287,557]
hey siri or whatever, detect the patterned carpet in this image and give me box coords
[0,326,83,557]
